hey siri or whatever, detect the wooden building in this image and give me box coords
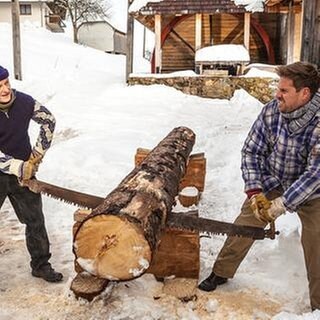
[78,21,126,55]
[129,0,306,73]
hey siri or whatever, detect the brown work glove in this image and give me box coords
[29,149,43,166]
[250,193,286,223]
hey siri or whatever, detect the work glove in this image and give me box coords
[250,193,286,223]
[9,159,38,181]
[267,197,286,221]
[29,149,43,167]
[20,161,38,180]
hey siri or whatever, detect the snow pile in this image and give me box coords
[233,0,266,12]
[195,44,250,63]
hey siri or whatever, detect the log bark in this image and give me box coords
[73,127,196,281]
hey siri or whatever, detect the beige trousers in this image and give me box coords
[212,194,320,310]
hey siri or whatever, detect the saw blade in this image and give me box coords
[167,211,267,240]
[23,179,270,239]
[22,179,104,209]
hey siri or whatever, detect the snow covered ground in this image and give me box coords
[0,21,319,320]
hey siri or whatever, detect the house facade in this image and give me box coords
[0,0,65,32]
[129,0,305,73]
[78,21,126,55]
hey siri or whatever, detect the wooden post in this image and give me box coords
[301,0,320,66]
[286,2,302,63]
[286,2,294,63]
[195,13,202,51]
[11,0,22,80]
[154,14,161,73]
[244,12,250,51]
[293,9,302,62]
[73,127,195,281]
[126,0,134,82]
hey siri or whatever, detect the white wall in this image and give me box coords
[114,32,126,54]
[78,22,114,52]
[0,3,12,22]
[0,2,50,27]
[133,20,152,73]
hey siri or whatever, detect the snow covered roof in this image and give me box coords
[195,44,250,63]
[0,0,52,2]
[130,0,248,14]
[130,0,268,14]
[233,0,265,12]
[129,0,162,13]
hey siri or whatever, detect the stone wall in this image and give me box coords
[128,76,278,104]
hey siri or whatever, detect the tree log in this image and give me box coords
[70,272,109,301]
[73,127,196,281]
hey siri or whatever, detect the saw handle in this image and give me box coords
[19,178,41,193]
[264,221,279,239]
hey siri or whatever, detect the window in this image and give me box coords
[20,4,32,15]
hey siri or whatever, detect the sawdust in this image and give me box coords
[159,277,282,319]
[195,289,281,319]
[162,277,198,300]
[0,273,283,320]
[0,207,285,320]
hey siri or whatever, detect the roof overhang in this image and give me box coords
[130,0,303,31]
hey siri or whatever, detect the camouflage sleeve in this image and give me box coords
[31,100,56,155]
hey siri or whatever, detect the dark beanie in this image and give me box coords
[0,66,9,81]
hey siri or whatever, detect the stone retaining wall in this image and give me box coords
[128,76,278,104]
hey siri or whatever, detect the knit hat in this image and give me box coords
[0,66,9,81]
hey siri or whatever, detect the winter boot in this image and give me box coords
[32,263,63,283]
[198,271,228,291]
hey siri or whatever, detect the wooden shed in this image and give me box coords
[129,0,304,73]
[78,20,126,55]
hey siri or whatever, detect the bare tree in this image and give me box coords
[53,0,111,43]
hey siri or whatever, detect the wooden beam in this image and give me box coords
[301,0,320,66]
[195,13,202,51]
[126,0,134,82]
[11,0,22,80]
[293,9,302,62]
[286,1,303,62]
[155,14,162,73]
[244,12,250,50]
[286,2,294,63]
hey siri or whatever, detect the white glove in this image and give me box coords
[9,158,37,181]
[267,197,286,221]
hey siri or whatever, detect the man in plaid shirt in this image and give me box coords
[199,62,320,311]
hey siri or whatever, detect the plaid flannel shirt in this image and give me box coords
[241,92,320,211]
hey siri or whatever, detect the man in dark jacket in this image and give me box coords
[198,62,320,311]
[0,65,62,282]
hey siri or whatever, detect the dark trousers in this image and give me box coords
[0,172,51,270]
[213,190,320,310]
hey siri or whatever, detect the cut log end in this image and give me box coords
[74,214,152,280]
[70,272,110,301]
